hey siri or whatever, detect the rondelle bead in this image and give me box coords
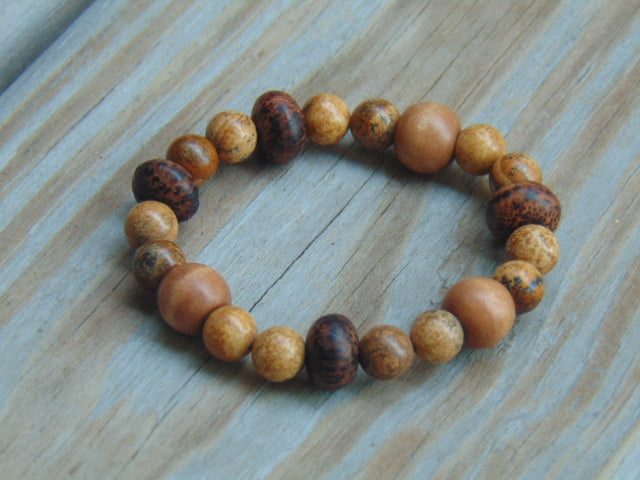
[205,111,257,164]
[157,263,232,336]
[349,98,400,150]
[394,102,461,174]
[251,326,305,382]
[302,93,350,146]
[494,260,546,314]
[410,310,464,364]
[251,90,307,163]
[166,134,219,183]
[489,152,543,191]
[358,325,414,379]
[506,224,560,274]
[305,314,359,390]
[487,181,561,240]
[132,159,199,221]
[203,305,258,362]
[125,200,179,248]
[132,240,185,290]
[454,124,507,175]
[442,277,516,349]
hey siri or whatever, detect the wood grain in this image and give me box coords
[1,0,639,478]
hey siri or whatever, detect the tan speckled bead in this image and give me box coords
[125,200,179,248]
[359,325,414,379]
[494,260,546,314]
[410,310,464,364]
[206,111,257,164]
[167,134,219,183]
[132,240,185,290]
[252,326,305,382]
[203,306,258,362]
[489,152,543,191]
[454,124,507,175]
[350,98,400,150]
[506,224,560,274]
[302,93,350,146]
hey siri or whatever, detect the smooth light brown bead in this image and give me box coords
[359,325,414,379]
[167,134,219,183]
[157,263,232,336]
[132,240,185,290]
[350,98,399,150]
[203,306,258,362]
[394,102,461,174]
[455,124,507,175]
[494,260,546,314]
[302,93,350,146]
[251,326,305,382]
[410,310,464,364]
[125,200,179,248]
[489,152,543,191]
[206,111,257,164]
[442,277,516,349]
[506,224,560,274]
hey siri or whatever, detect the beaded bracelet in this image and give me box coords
[125,90,561,390]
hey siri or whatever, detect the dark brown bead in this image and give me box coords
[132,240,185,290]
[486,181,561,240]
[132,159,199,221]
[305,314,359,390]
[251,90,307,163]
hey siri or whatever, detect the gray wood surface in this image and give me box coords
[1,1,639,479]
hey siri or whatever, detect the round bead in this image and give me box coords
[305,314,359,390]
[487,181,561,240]
[157,263,232,336]
[506,224,560,274]
[489,152,543,191]
[349,98,400,150]
[251,326,305,382]
[454,124,507,175]
[302,93,350,146]
[205,111,257,164]
[494,260,546,314]
[358,325,414,379]
[125,200,179,248]
[203,306,257,362]
[166,134,219,183]
[394,102,461,174]
[132,159,199,221]
[410,310,464,364]
[251,90,307,163]
[442,277,516,349]
[132,240,185,290]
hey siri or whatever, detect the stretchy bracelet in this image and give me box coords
[125,90,561,390]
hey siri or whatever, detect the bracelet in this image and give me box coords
[125,90,561,390]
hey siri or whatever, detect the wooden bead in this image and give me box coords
[203,306,257,362]
[410,310,464,364]
[489,152,543,191]
[251,326,305,382]
[359,325,414,379]
[132,240,185,290]
[455,124,507,175]
[205,111,257,164]
[506,224,560,274]
[349,98,399,150]
[166,134,219,183]
[251,90,307,163]
[305,314,359,390]
[494,260,546,314]
[394,102,461,174]
[442,277,516,349]
[125,200,179,248]
[132,159,199,221]
[157,263,232,336]
[302,93,350,145]
[487,181,561,240]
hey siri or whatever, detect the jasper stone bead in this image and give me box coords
[455,124,507,175]
[132,159,199,221]
[125,200,179,248]
[410,310,464,364]
[494,260,546,314]
[489,153,543,191]
[506,224,560,274]
[132,240,185,290]
[350,98,400,150]
[252,326,305,382]
[167,134,219,183]
[251,90,307,163]
[305,314,359,390]
[203,306,258,362]
[303,93,350,146]
[206,111,257,164]
[487,181,561,240]
[359,325,414,379]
